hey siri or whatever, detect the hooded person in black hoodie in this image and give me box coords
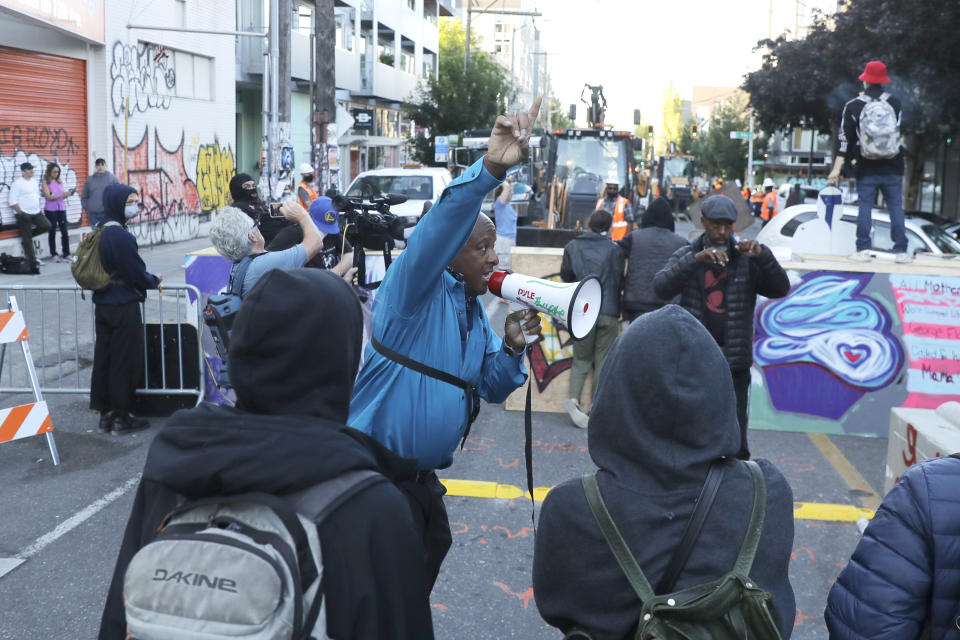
[228,172,292,245]
[533,305,795,639]
[98,268,433,640]
[90,184,161,435]
[617,196,689,323]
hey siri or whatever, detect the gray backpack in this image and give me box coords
[122,469,385,640]
[857,93,902,159]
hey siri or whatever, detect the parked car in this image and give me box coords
[345,166,453,220]
[757,203,960,260]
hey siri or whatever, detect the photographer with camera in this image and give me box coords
[349,97,544,591]
[209,200,325,296]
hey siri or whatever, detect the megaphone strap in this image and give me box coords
[370,337,480,447]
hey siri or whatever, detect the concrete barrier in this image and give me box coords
[885,403,960,495]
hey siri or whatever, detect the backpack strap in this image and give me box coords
[370,336,481,448]
[289,469,388,639]
[228,253,259,297]
[656,459,727,593]
[878,91,890,103]
[732,460,767,577]
[581,473,657,603]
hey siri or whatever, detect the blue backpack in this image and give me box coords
[202,255,258,388]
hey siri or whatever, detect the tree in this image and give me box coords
[406,19,509,165]
[550,96,574,130]
[680,98,768,180]
[742,0,960,204]
[660,84,684,154]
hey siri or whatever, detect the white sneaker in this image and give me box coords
[895,253,914,264]
[564,398,589,429]
[848,250,873,262]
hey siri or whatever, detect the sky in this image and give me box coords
[532,0,838,130]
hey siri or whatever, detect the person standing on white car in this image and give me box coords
[827,60,910,263]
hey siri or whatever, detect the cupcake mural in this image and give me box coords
[754,273,903,419]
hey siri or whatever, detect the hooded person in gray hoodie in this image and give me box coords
[533,305,796,639]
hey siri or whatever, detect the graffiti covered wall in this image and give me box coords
[751,266,960,437]
[105,0,235,233]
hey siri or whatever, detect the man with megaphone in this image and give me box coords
[349,97,544,590]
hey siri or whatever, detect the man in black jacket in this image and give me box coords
[90,184,161,435]
[561,209,624,428]
[98,269,433,640]
[653,195,789,459]
[618,196,688,323]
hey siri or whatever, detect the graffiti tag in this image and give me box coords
[196,140,235,211]
[0,126,81,160]
[110,41,177,117]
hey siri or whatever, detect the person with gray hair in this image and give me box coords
[209,201,324,296]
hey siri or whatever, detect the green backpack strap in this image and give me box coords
[581,473,657,603]
[732,460,767,577]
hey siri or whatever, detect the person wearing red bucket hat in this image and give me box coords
[828,60,909,263]
[859,60,891,84]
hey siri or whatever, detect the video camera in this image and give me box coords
[332,193,419,289]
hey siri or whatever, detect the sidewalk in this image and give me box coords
[0,218,212,280]
[0,229,214,287]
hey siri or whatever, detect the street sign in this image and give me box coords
[730,131,754,140]
[434,135,450,163]
[751,160,765,166]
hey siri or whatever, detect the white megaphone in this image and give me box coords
[487,270,602,342]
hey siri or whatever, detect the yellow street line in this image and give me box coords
[807,433,883,511]
[439,478,875,522]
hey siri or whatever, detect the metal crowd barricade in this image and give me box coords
[0,284,204,405]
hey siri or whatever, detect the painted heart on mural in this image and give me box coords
[839,344,869,365]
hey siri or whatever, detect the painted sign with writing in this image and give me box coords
[751,266,960,437]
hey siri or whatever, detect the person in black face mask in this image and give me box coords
[228,173,291,245]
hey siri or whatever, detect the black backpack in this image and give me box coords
[567,459,783,640]
[0,253,38,275]
[202,255,258,388]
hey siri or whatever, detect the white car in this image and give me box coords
[345,166,453,219]
[757,203,960,260]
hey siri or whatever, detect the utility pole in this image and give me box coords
[464,0,472,72]
[747,111,755,188]
[279,0,292,124]
[314,0,336,191]
[269,0,279,192]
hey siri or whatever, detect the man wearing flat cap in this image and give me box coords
[653,195,789,459]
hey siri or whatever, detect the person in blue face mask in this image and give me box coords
[89,184,163,436]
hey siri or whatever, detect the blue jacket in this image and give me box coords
[349,157,527,471]
[825,455,960,639]
[93,184,160,305]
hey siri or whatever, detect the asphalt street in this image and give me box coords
[0,220,887,639]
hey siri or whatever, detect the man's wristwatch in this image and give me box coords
[503,342,524,357]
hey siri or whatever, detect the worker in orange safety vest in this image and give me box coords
[595,176,633,241]
[760,178,778,225]
[297,163,319,210]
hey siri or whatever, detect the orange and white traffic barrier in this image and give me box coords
[0,402,53,444]
[0,310,28,344]
[0,298,59,465]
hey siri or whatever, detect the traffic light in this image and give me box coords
[647,125,654,137]
[690,124,698,138]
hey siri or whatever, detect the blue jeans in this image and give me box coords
[857,174,906,253]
